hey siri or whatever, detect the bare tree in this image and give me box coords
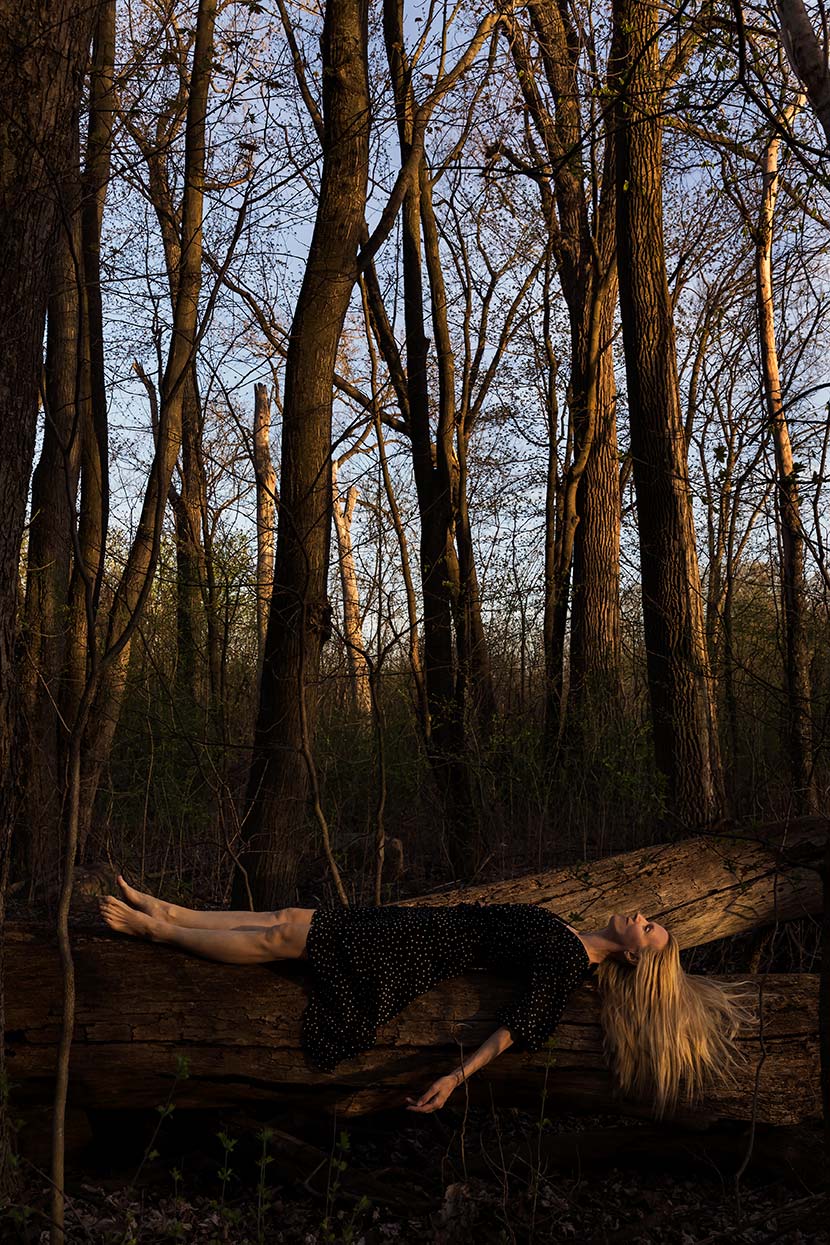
[755,111,818,812]
[611,0,724,826]
[496,0,622,749]
[234,0,372,908]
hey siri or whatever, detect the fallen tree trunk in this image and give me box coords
[4,923,820,1125]
[405,817,827,948]
[6,820,824,1124]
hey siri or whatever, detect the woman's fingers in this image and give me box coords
[404,1081,449,1112]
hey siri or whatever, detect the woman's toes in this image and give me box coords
[116,874,159,916]
[99,894,153,937]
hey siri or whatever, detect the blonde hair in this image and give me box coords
[595,932,753,1119]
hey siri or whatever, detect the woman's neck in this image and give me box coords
[575,929,621,965]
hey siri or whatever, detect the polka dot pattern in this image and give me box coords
[300,902,593,1072]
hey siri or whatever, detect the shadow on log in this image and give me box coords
[5,819,824,1126]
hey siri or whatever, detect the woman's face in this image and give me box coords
[609,911,669,959]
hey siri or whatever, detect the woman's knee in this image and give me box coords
[264,921,306,959]
[273,906,307,925]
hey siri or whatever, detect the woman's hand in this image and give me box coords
[405,1072,460,1113]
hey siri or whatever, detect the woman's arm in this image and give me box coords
[405,1026,514,1113]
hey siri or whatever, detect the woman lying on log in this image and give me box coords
[98,878,749,1118]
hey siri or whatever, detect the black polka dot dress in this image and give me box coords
[300,901,593,1072]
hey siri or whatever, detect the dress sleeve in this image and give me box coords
[495,936,583,1053]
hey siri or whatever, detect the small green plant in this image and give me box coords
[319,1129,372,1244]
[131,1053,191,1189]
[216,1129,237,1209]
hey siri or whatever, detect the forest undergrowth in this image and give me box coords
[4,1101,829,1244]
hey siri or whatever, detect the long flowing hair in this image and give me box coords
[595,932,753,1119]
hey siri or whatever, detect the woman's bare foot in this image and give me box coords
[116,874,169,921]
[99,894,158,939]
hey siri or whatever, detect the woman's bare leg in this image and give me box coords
[98,895,312,964]
[115,874,313,935]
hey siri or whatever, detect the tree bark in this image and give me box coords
[129,89,212,717]
[501,0,623,747]
[253,382,277,676]
[611,0,723,826]
[7,818,823,1123]
[377,0,478,878]
[20,110,84,893]
[331,463,371,717]
[67,0,216,873]
[403,817,826,939]
[773,0,830,147]
[66,0,115,869]
[3,947,819,1126]
[0,0,101,1196]
[235,0,371,909]
[171,373,208,710]
[756,127,817,815]
[373,414,428,732]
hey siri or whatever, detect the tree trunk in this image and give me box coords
[66,0,115,869]
[502,2,623,749]
[128,79,213,721]
[0,0,100,1196]
[540,248,569,738]
[235,0,371,909]
[253,382,277,675]
[773,0,830,147]
[172,371,208,710]
[756,128,817,816]
[567,272,622,728]
[455,436,498,740]
[374,415,428,732]
[331,464,371,717]
[611,0,723,826]
[379,0,478,879]
[20,113,84,894]
[403,816,826,936]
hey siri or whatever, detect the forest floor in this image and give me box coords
[4,1103,829,1244]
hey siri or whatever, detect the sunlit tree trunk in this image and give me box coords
[171,374,208,707]
[235,0,371,908]
[756,126,817,814]
[331,462,371,717]
[568,270,622,729]
[611,0,723,826]
[253,382,277,675]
